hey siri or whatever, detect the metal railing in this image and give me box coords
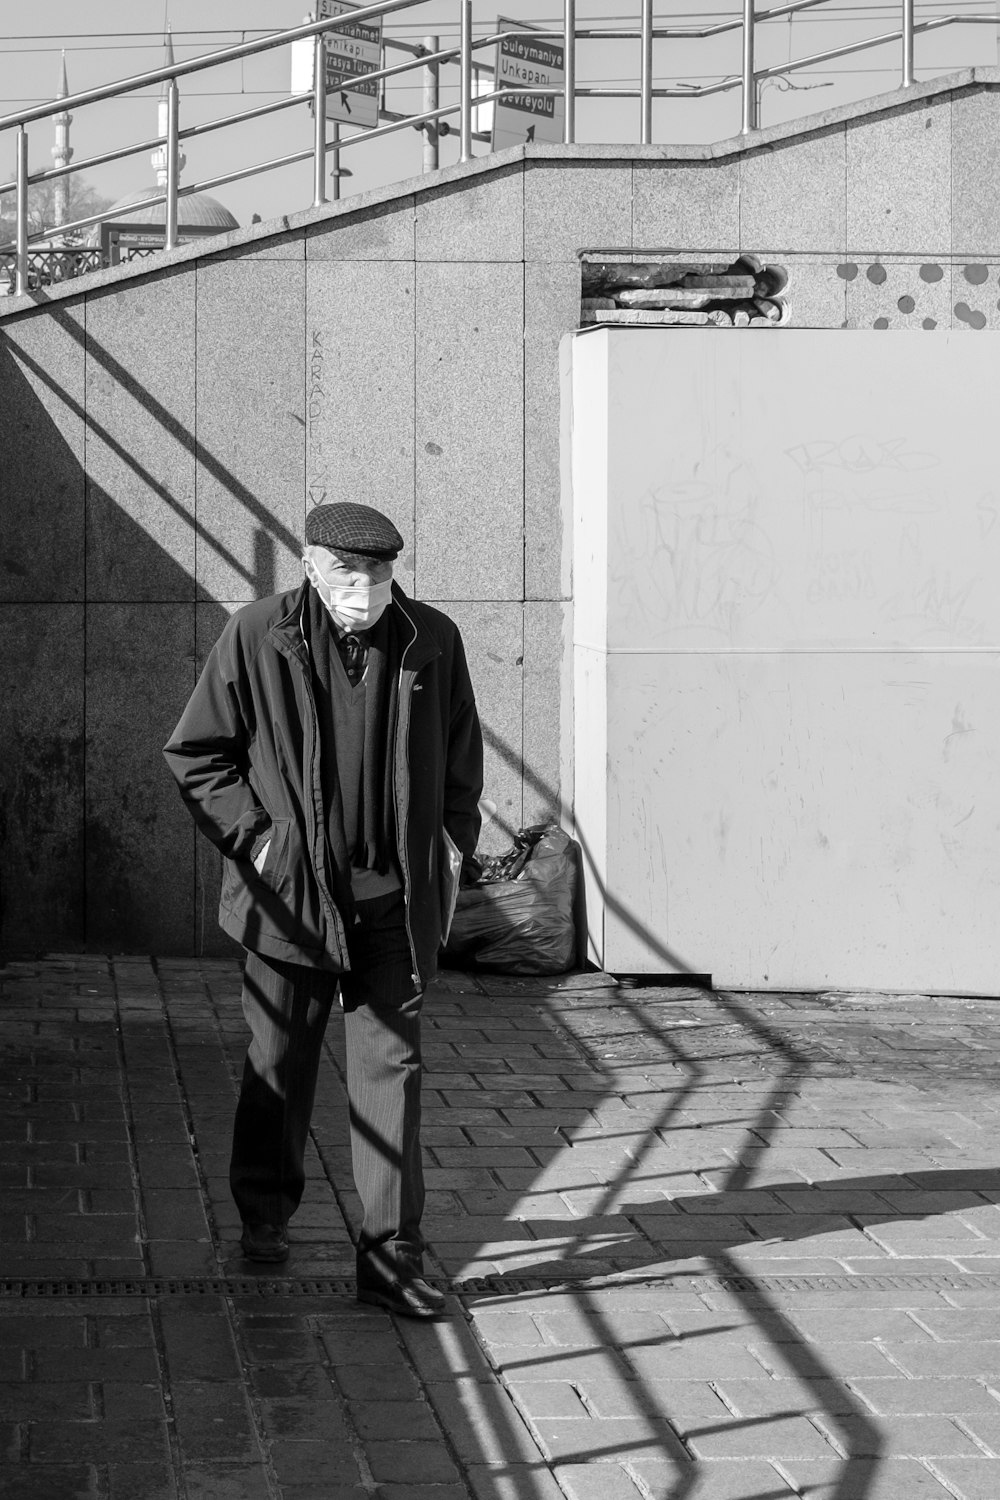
[1,0,997,296]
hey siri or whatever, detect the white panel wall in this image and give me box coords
[568,326,1000,990]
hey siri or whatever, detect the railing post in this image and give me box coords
[459,0,473,163]
[423,35,440,171]
[902,0,915,85]
[165,78,179,251]
[15,127,28,296]
[741,0,757,132]
[640,0,653,144]
[562,0,576,144]
[313,30,328,207]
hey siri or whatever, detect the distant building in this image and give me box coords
[91,29,239,260]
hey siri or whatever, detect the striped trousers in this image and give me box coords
[229,889,425,1278]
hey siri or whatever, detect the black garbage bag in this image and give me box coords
[444,824,578,975]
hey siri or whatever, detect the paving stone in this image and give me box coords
[256,1396,352,1443]
[267,1439,364,1485]
[181,1462,275,1498]
[364,1439,461,1484]
[532,1416,690,1463]
[552,1462,645,1499]
[332,1363,421,1402]
[885,1342,1000,1379]
[28,1418,172,1464]
[160,1306,243,1382]
[779,1456,959,1497]
[935,1406,1000,1453]
[424,1379,544,1462]
[369,1487,469,1500]
[171,1380,260,1461]
[32,1347,161,1383]
[348,1399,441,1442]
[508,1380,591,1419]
[928,1458,1000,1498]
[0,1466,100,1499]
[846,1378,1000,1415]
[0,1315,89,1347]
[627,1459,800,1498]
[0,1381,93,1420]
[464,1463,566,1500]
[105,1461,176,1498]
[813,1412,984,1456]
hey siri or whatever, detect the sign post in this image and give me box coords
[318,0,383,130]
[491,16,565,151]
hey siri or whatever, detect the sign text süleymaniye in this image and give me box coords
[491,16,565,150]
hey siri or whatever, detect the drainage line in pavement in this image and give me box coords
[5,1270,1000,1299]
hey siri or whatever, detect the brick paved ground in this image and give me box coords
[3,958,1000,1498]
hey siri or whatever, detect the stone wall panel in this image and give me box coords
[0,604,85,950]
[305,260,416,593]
[85,272,196,600]
[632,159,740,252]
[86,602,197,953]
[0,307,86,603]
[741,130,846,255]
[846,96,951,255]
[414,261,523,601]
[439,600,524,853]
[195,261,306,605]
[524,162,632,262]
[416,166,523,262]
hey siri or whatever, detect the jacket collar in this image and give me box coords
[268,579,440,671]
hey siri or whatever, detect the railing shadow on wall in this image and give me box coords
[0,303,295,954]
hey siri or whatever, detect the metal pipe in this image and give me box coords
[0,0,431,134]
[742,0,757,131]
[331,120,341,202]
[4,99,469,250]
[423,36,440,172]
[164,79,179,252]
[640,0,654,143]
[1,42,473,199]
[313,33,327,208]
[14,128,28,296]
[902,0,915,84]
[564,0,576,143]
[460,0,473,162]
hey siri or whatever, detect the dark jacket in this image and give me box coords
[163,581,483,986]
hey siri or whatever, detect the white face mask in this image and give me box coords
[303,553,393,632]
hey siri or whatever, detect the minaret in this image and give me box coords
[51,51,73,234]
[150,28,186,192]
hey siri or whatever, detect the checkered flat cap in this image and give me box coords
[305,503,404,560]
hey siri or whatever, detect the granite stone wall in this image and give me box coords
[2,71,998,955]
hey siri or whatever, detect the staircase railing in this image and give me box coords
[1,0,996,296]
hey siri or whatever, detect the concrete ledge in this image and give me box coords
[2,66,998,320]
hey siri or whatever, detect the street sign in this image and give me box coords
[491,16,565,152]
[319,0,383,129]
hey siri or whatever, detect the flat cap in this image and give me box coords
[305,503,404,560]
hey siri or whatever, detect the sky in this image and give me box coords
[0,0,995,232]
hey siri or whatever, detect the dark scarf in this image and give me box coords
[304,586,401,886]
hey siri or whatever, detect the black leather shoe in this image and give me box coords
[357,1270,446,1319]
[240,1222,289,1264]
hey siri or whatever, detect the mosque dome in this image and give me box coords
[88,186,239,244]
[86,29,240,249]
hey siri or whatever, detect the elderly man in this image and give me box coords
[164,503,483,1319]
